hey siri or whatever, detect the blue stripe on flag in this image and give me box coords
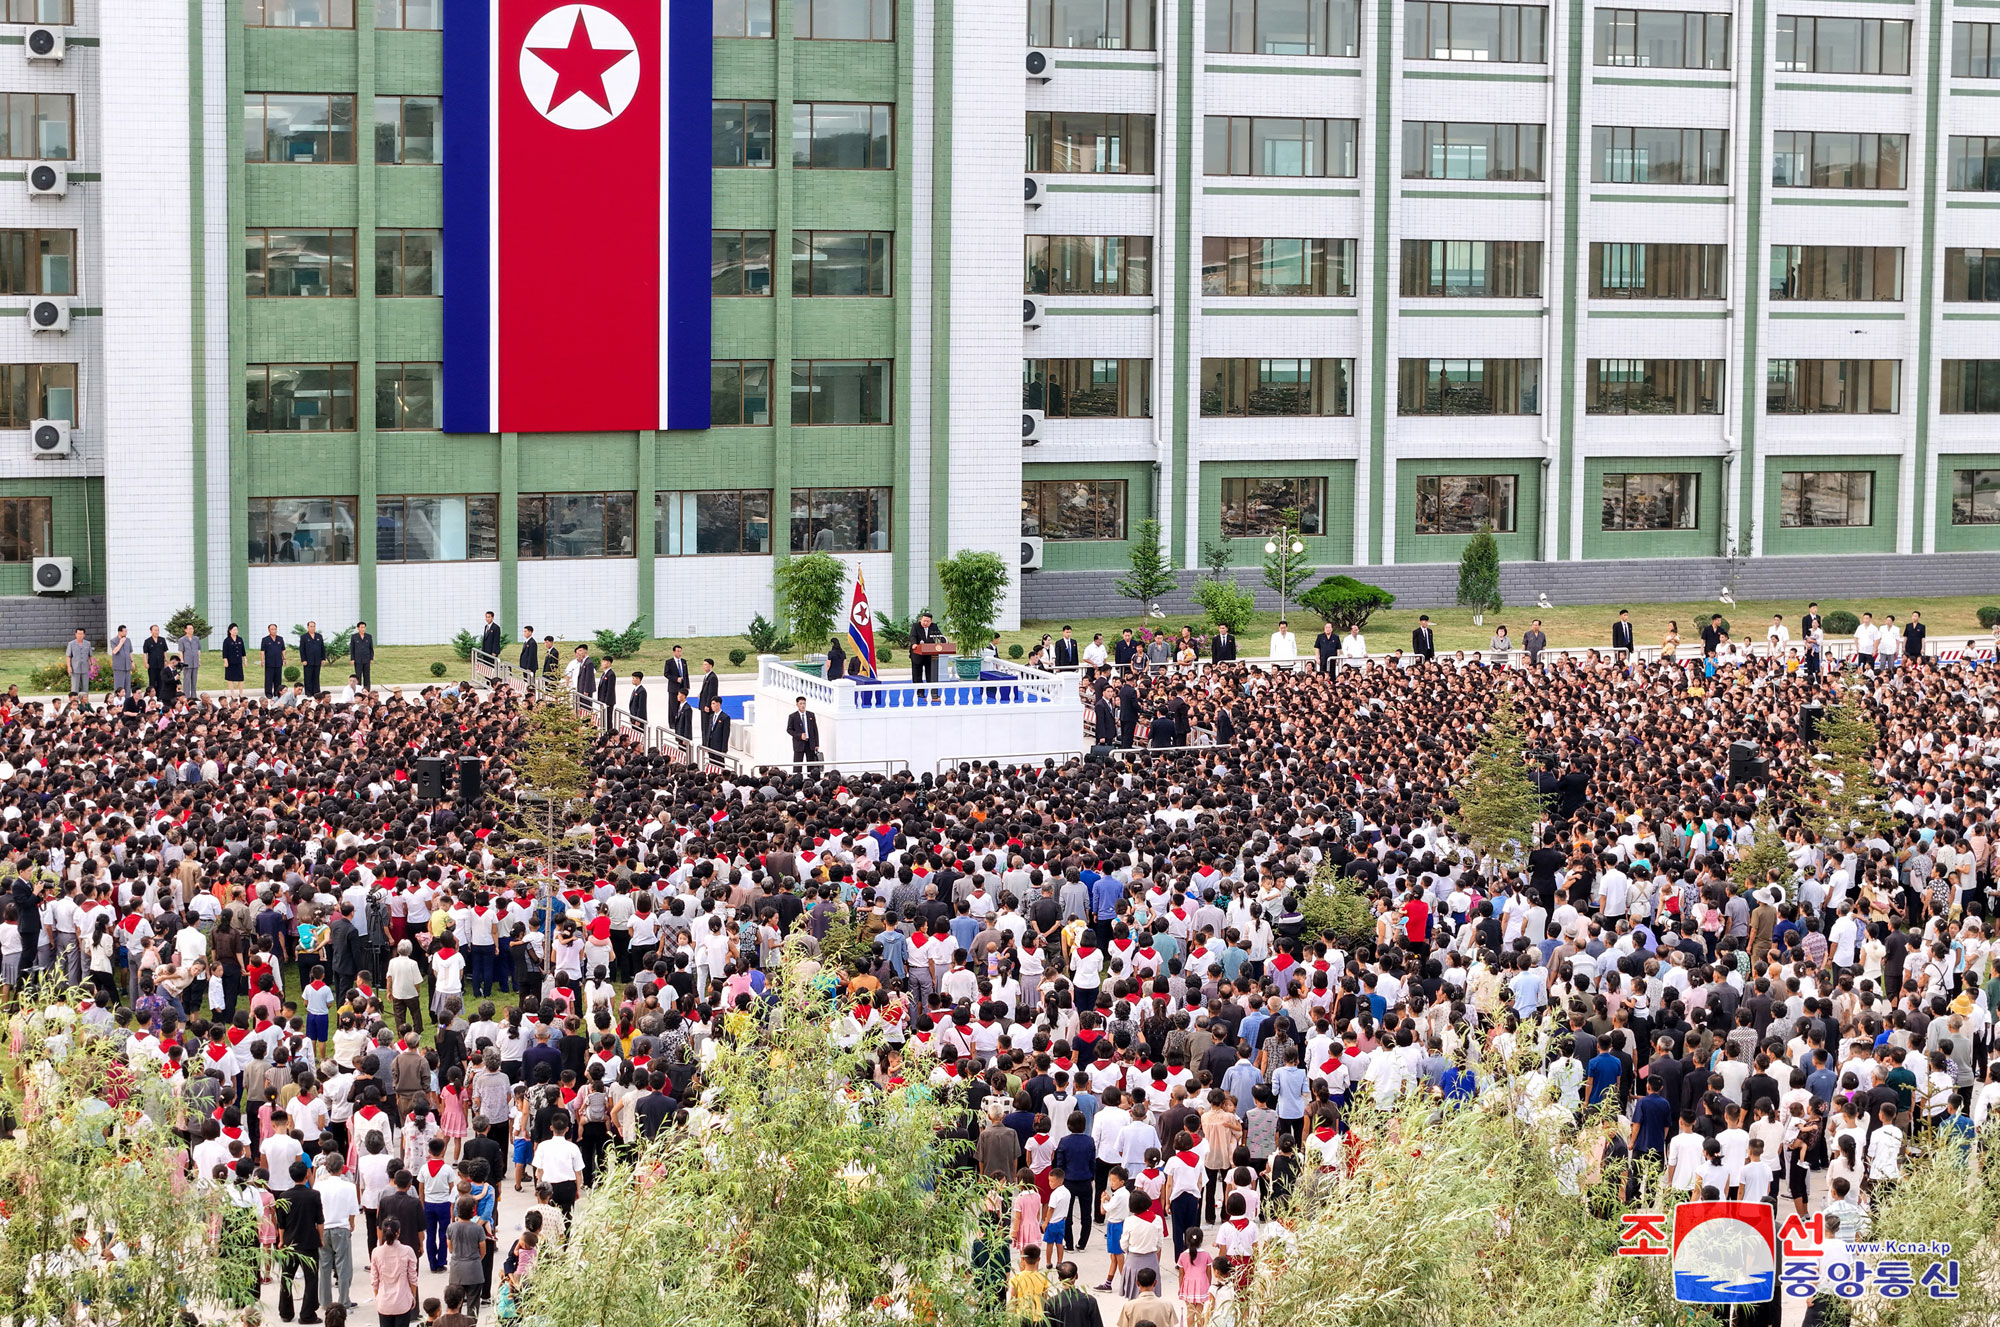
[662,0,712,431]
[440,0,491,434]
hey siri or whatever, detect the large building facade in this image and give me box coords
[2,0,1994,644]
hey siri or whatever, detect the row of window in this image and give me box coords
[246,487,892,564]
[710,230,893,298]
[708,360,892,426]
[245,0,434,27]
[243,363,435,432]
[244,228,437,298]
[711,101,893,170]
[243,94,439,164]
[714,0,894,40]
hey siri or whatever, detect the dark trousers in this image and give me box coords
[423,1200,452,1271]
[276,1246,321,1321]
[551,1178,578,1220]
[303,662,322,695]
[355,661,371,689]
[264,663,282,697]
[1203,1167,1229,1224]
[468,945,497,996]
[912,654,937,683]
[609,929,630,980]
[1063,1179,1094,1249]
[1169,1190,1201,1260]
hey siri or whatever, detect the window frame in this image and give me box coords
[1584,358,1725,415]
[1400,121,1546,181]
[515,492,638,560]
[1771,131,1908,190]
[244,92,357,165]
[654,488,776,556]
[1599,471,1699,532]
[374,95,441,165]
[792,230,893,297]
[1774,15,1911,75]
[245,227,358,299]
[0,495,50,563]
[1404,2,1549,64]
[1398,239,1543,297]
[794,0,894,40]
[0,228,75,297]
[374,494,499,564]
[374,228,440,297]
[1590,125,1728,186]
[1593,7,1730,69]
[1944,248,2000,302]
[1198,358,1355,417]
[792,102,895,170]
[789,359,893,425]
[712,100,776,168]
[712,229,774,297]
[1026,111,1157,175]
[1777,471,1874,529]
[1022,358,1154,419]
[1205,0,1360,57]
[1942,361,2000,415]
[373,0,439,28]
[244,362,358,433]
[5,0,73,22]
[1027,234,1156,296]
[245,496,360,566]
[789,486,893,553]
[1413,473,1519,534]
[374,362,440,431]
[1588,242,1727,299]
[710,359,775,427]
[243,0,355,28]
[1021,478,1130,541]
[1203,116,1359,178]
[1218,476,1329,538]
[1956,22,1998,79]
[1031,0,1158,51]
[1949,136,2000,192]
[713,0,775,37]
[0,92,72,162]
[1765,359,1901,415]
[1203,236,1355,296]
[1767,245,1903,301]
[1396,358,1542,415]
[1951,468,2000,525]
[0,363,76,428]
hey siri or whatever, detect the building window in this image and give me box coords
[1204,117,1358,177]
[1956,23,1999,78]
[1033,0,1155,50]
[1200,358,1353,416]
[1026,112,1155,174]
[1775,16,1910,75]
[375,96,440,164]
[1397,359,1540,415]
[1952,469,2000,524]
[6,1,71,22]
[1595,8,1728,68]
[1028,235,1154,296]
[791,359,891,425]
[795,0,892,39]
[1023,358,1152,418]
[374,0,438,28]
[244,0,353,28]
[0,93,71,161]
[1601,472,1697,531]
[715,0,774,37]
[376,495,497,562]
[1207,0,1359,56]
[712,101,775,167]
[793,103,893,169]
[1204,237,1353,295]
[1590,242,1726,298]
[1404,3,1547,62]
[1399,239,1541,297]
[1592,126,1727,185]
[1943,361,2000,414]
[245,229,356,298]
[790,487,891,552]
[375,363,439,430]
[1401,122,1544,181]
[1415,474,1517,534]
[1022,479,1128,540]
[0,497,49,562]
[1765,360,1900,414]
[712,231,773,296]
[1950,137,2000,192]
[1779,471,1873,528]
[1768,246,1902,301]
[710,360,773,426]
[1945,249,2000,302]
[245,93,356,164]
[0,363,74,427]
[517,493,636,559]
[245,363,357,432]
[376,229,439,296]
[793,231,892,297]
[655,489,774,555]
[1586,359,1723,415]
[1220,477,1327,537]
[0,230,73,296]
[1772,132,1906,189]
[247,497,358,565]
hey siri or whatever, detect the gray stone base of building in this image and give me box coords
[0,595,107,648]
[1019,553,2000,622]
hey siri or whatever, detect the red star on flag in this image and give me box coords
[528,11,628,116]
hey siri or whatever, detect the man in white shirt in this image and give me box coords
[1268,621,1299,662]
[1766,615,1791,650]
[1341,626,1368,666]
[314,1152,362,1310]
[532,1114,588,1216]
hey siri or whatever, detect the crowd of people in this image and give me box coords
[2,599,1997,1325]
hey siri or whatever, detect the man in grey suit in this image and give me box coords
[64,628,91,695]
[178,622,202,696]
[108,625,132,694]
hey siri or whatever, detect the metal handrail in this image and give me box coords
[934,749,1085,775]
[752,757,912,777]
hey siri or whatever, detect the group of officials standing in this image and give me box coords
[66,619,375,699]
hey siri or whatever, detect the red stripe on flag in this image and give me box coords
[497,2,659,431]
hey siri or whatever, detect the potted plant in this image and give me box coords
[771,552,845,676]
[935,549,1010,681]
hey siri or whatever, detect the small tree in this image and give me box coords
[1260,508,1313,618]
[1298,575,1396,633]
[1193,577,1257,634]
[935,549,1010,659]
[1299,863,1375,948]
[1114,517,1177,610]
[1201,537,1235,583]
[1809,688,1893,840]
[593,618,646,659]
[1451,699,1544,879]
[1457,524,1502,625]
[505,697,599,956]
[772,551,847,656]
[1730,812,1794,896]
[166,604,211,641]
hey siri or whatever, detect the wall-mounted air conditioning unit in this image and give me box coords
[1022,409,1044,445]
[24,27,63,62]
[31,555,70,593]
[1021,536,1045,571]
[30,418,71,457]
[1024,296,1045,329]
[1026,50,1052,82]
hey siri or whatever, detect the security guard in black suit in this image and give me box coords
[787,697,822,769]
[1412,616,1437,661]
[627,672,648,721]
[298,621,326,696]
[664,646,693,736]
[519,627,540,674]
[1094,690,1117,747]
[1612,610,1636,655]
[1053,628,1081,670]
[259,625,287,698]
[480,612,503,658]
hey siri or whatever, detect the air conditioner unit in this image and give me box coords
[1021,536,1045,571]
[26,162,65,197]
[1022,409,1044,445]
[1026,49,1052,82]
[30,418,70,457]
[29,298,67,334]
[31,555,70,593]
[1024,175,1044,209]
[24,27,63,62]
[1024,295,1045,329]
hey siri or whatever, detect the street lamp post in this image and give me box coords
[1264,533,1306,617]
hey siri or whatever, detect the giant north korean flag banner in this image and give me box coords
[442,0,711,433]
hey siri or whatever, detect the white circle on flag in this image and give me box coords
[852,602,871,627]
[519,4,641,132]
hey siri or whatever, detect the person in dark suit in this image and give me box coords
[698,659,720,710]
[1113,629,1138,668]
[1612,610,1636,655]
[627,672,648,722]
[519,626,540,674]
[221,623,248,695]
[825,635,846,683]
[350,621,375,689]
[596,658,619,723]
[1314,622,1340,675]
[1214,700,1236,744]
[1094,690,1117,747]
[1902,609,1926,662]
[1054,626,1080,670]
[1699,615,1725,658]
[480,612,503,658]
[298,620,326,696]
[909,612,943,684]
[664,646,693,736]
[1210,625,1237,663]
[1116,679,1139,748]
[1412,615,1436,661]
[259,624,286,699]
[1167,691,1190,742]
[142,624,169,695]
[701,697,732,761]
[1147,709,1177,749]
[787,696,821,769]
